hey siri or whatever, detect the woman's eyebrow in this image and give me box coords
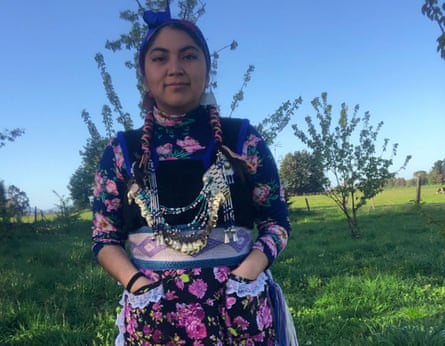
[148,45,199,54]
[148,47,168,55]
[179,45,199,53]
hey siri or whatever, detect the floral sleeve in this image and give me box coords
[91,138,128,256]
[242,125,290,267]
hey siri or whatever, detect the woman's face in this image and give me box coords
[144,27,208,114]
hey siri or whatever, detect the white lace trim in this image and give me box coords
[225,272,267,297]
[115,312,124,346]
[118,284,164,308]
[115,285,164,346]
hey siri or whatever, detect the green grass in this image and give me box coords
[0,220,121,345]
[1,186,445,345]
[289,184,445,210]
[280,186,445,345]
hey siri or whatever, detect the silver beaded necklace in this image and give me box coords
[127,106,238,255]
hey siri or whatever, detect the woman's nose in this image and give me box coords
[167,57,184,75]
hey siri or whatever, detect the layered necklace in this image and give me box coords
[126,105,238,255]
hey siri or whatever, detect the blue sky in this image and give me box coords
[1,1,444,210]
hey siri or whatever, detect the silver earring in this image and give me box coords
[200,87,217,105]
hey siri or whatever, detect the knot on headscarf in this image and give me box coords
[143,8,171,29]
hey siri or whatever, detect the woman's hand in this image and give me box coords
[97,245,156,293]
[231,249,269,281]
[128,274,156,293]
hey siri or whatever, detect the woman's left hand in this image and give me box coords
[231,249,269,281]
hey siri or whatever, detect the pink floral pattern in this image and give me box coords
[122,267,275,345]
[92,212,116,236]
[156,143,173,156]
[253,184,271,206]
[105,179,119,196]
[176,136,206,154]
[93,172,104,197]
[104,198,120,212]
[113,144,125,169]
[155,136,206,160]
[243,134,263,174]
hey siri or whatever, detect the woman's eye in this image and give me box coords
[183,54,198,61]
[151,56,166,63]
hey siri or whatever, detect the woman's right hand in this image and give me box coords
[97,245,158,294]
[130,275,156,294]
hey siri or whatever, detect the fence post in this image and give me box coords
[305,197,311,211]
[415,176,421,204]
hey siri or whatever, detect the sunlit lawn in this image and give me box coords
[289,184,445,210]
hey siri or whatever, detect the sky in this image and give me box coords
[1,1,444,210]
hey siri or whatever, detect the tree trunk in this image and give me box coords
[348,209,361,239]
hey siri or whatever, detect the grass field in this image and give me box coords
[1,186,444,345]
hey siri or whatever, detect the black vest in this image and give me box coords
[120,117,255,232]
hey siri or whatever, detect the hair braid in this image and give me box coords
[139,110,155,171]
[208,105,223,147]
[207,105,252,181]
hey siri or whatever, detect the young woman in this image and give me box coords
[92,8,296,346]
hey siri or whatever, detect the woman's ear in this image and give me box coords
[143,80,150,92]
[142,80,155,110]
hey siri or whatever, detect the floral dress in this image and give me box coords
[92,106,291,345]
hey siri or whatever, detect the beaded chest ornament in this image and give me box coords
[127,106,239,255]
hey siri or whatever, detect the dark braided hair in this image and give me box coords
[207,105,250,181]
[134,110,156,188]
